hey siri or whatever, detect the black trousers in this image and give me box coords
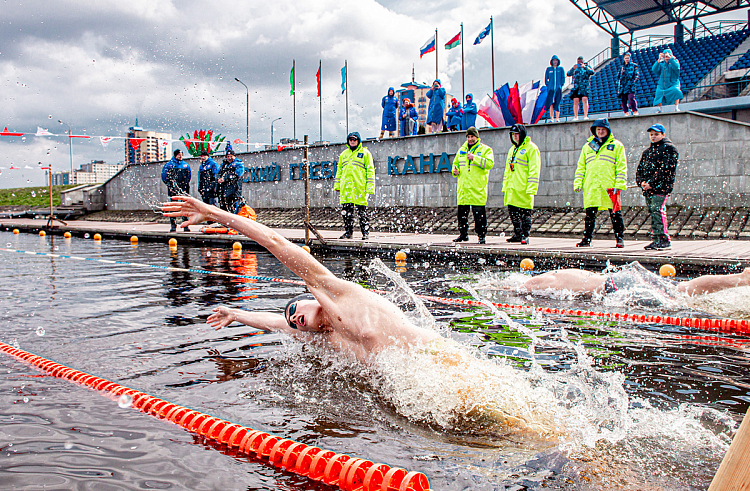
[584,207,624,239]
[342,203,369,236]
[508,205,532,238]
[457,205,487,239]
[168,189,189,229]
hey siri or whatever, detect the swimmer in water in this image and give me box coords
[518,263,750,297]
[162,196,440,363]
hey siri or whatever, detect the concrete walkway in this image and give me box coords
[4,218,750,274]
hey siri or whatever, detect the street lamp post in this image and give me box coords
[58,120,73,180]
[270,117,282,145]
[234,78,249,153]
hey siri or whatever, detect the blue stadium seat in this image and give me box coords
[559,29,750,117]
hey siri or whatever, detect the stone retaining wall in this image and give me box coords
[103,111,750,211]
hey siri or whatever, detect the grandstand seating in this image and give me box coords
[559,29,750,117]
[729,50,750,70]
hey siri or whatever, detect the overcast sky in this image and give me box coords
[0,0,734,188]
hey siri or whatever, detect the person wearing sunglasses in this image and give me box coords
[162,196,439,363]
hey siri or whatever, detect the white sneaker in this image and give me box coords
[583,115,589,120]
[633,111,639,116]
[572,117,579,121]
[674,106,680,112]
[657,107,662,113]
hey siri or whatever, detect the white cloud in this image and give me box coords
[0,0,619,188]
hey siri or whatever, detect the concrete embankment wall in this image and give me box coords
[104,111,749,211]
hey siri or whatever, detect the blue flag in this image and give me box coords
[341,65,346,94]
[474,20,492,45]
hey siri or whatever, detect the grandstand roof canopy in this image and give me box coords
[570,0,750,36]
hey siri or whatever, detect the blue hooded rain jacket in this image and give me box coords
[461,94,477,130]
[381,87,399,132]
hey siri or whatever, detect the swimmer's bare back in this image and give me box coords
[522,269,608,294]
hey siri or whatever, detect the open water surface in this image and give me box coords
[1,231,749,490]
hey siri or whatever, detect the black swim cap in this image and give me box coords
[284,293,315,329]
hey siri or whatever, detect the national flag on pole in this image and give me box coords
[36,127,53,136]
[474,20,492,45]
[290,64,295,96]
[340,65,346,93]
[445,31,461,50]
[420,34,436,58]
[316,65,321,97]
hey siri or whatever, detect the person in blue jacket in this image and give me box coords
[217,148,246,214]
[446,97,462,131]
[461,93,477,130]
[544,55,565,122]
[617,52,640,116]
[198,150,220,206]
[399,98,418,136]
[380,87,399,139]
[426,79,446,134]
[652,48,682,112]
[161,148,192,232]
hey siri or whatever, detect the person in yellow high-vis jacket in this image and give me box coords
[335,132,375,240]
[573,118,627,248]
[451,126,495,244]
[502,124,540,245]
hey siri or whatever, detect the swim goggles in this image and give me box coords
[286,301,299,329]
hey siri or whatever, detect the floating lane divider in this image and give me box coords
[0,341,431,491]
[2,247,749,336]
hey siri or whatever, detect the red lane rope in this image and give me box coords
[426,295,750,336]
[2,247,748,336]
[0,342,431,491]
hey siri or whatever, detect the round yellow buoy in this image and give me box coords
[659,264,676,278]
[302,245,311,253]
[39,230,46,237]
[395,250,407,262]
[13,229,19,235]
[130,236,138,244]
[93,233,102,241]
[168,238,177,247]
[232,242,242,250]
[520,258,535,271]
[63,231,72,239]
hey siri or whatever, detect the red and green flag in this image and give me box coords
[445,31,461,50]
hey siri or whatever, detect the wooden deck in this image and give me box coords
[3,218,750,273]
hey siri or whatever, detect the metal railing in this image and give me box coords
[584,19,748,68]
[550,77,750,120]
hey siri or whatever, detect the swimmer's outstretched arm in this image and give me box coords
[678,268,750,296]
[208,307,317,343]
[161,197,346,296]
[208,307,289,332]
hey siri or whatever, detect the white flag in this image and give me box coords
[36,127,53,136]
[100,136,113,149]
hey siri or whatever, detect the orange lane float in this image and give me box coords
[0,342,430,491]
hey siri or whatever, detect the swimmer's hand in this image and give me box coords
[161,196,212,228]
[208,307,236,330]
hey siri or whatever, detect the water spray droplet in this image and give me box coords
[118,394,132,408]
[64,442,73,450]
[36,326,45,336]
[84,233,90,239]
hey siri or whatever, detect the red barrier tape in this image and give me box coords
[0,342,430,491]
